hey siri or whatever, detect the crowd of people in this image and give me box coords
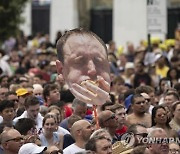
[0,28,179,154]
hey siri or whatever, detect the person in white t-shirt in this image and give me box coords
[13,95,43,130]
[63,119,94,154]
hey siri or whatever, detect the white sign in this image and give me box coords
[147,0,167,34]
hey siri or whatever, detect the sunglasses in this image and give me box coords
[134,133,148,138]
[50,149,63,154]
[104,114,116,122]
[5,137,24,142]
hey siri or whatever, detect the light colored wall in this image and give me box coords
[50,0,79,43]
[113,0,147,50]
[19,1,32,36]
[113,0,167,50]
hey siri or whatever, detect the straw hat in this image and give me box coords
[112,141,133,154]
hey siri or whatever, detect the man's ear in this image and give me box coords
[2,142,8,150]
[56,60,64,82]
[131,104,134,110]
[56,60,63,75]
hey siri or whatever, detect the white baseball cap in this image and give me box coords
[125,62,134,69]
[154,53,163,62]
[18,143,47,154]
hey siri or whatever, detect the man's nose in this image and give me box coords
[87,60,97,76]
[161,114,165,118]
[140,103,144,106]
[46,124,51,128]
[34,112,38,117]
[121,114,125,118]
[107,147,112,154]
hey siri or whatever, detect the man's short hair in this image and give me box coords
[148,128,165,138]
[112,76,125,85]
[67,115,82,127]
[165,91,180,100]
[0,122,13,134]
[85,136,111,152]
[56,28,107,64]
[100,100,115,111]
[131,94,144,104]
[14,118,36,135]
[108,103,125,113]
[90,128,111,141]
[24,96,39,108]
[0,100,15,112]
[71,98,87,110]
[135,85,154,94]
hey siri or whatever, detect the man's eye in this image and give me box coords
[94,57,103,63]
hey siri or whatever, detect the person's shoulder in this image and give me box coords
[60,117,68,125]
[63,144,75,153]
[126,114,134,125]
[58,126,70,135]
[37,113,44,120]
[144,113,151,118]
[13,111,27,122]
[61,117,69,122]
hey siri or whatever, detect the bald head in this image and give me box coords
[148,128,168,138]
[71,120,88,134]
[98,110,114,128]
[71,119,93,141]
[0,128,21,144]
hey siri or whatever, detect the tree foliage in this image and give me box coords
[0,0,29,42]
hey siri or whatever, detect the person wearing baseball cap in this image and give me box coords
[16,88,29,97]
[18,143,47,154]
[15,88,30,116]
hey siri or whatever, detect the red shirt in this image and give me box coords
[116,125,128,136]
[64,105,73,118]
